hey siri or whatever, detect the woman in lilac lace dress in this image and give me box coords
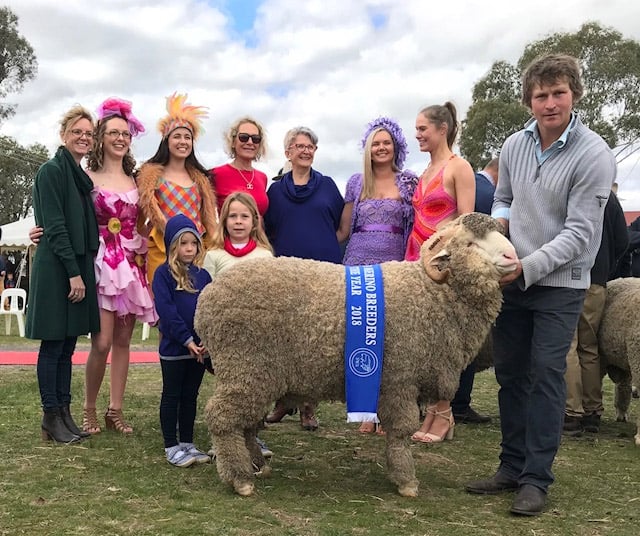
[339,117,418,433]
[342,117,417,265]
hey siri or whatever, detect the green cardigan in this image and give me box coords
[26,147,100,340]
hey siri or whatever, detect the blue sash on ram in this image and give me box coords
[344,264,385,423]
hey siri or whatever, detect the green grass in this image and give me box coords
[0,346,638,535]
[0,320,158,350]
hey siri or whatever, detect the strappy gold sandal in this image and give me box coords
[82,408,101,434]
[105,408,133,434]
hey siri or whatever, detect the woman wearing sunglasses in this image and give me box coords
[210,117,269,216]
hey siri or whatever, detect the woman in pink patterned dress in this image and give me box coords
[82,98,158,435]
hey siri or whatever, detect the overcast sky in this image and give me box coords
[3,0,640,210]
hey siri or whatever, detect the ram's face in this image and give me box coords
[422,213,518,283]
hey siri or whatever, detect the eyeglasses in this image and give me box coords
[237,133,262,144]
[70,129,93,139]
[105,130,132,140]
[290,143,316,153]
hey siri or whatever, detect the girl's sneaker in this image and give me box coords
[166,446,196,468]
[256,437,273,458]
[180,443,211,464]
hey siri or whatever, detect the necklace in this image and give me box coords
[234,165,255,190]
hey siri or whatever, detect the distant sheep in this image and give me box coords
[598,278,640,446]
[195,213,518,496]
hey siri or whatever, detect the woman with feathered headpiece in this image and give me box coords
[137,93,217,286]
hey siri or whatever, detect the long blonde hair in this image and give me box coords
[167,231,206,293]
[361,127,399,200]
[211,192,273,253]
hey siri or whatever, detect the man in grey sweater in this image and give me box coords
[465,54,616,516]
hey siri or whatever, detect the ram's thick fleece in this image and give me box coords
[195,213,518,497]
[598,278,640,446]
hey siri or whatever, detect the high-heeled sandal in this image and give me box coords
[82,408,101,434]
[412,408,454,444]
[412,404,437,442]
[105,408,133,434]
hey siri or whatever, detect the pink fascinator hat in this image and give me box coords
[96,97,145,137]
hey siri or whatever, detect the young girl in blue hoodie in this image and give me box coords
[152,214,212,467]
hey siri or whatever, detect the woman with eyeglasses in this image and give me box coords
[210,117,269,216]
[137,93,217,286]
[263,126,344,431]
[80,98,158,435]
[26,105,101,444]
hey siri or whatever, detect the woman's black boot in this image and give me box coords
[60,405,90,438]
[41,409,82,443]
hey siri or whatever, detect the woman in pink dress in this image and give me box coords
[210,116,269,217]
[407,102,476,444]
[82,98,158,434]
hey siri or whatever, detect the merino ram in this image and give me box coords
[195,213,518,497]
[598,277,640,446]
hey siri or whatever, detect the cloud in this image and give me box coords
[3,0,640,208]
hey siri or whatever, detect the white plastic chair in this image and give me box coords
[0,288,27,337]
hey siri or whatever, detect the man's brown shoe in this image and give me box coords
[510,484,546,516]
[465,473,519,495]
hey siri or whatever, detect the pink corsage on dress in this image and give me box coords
[92,187,157,323]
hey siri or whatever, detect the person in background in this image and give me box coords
[627,216,640,277]
[406,102,475,444]
[3,270,16,289]
[0,252,6,290]
[137,93,217,287]
[210,117,269,216]
[82,98,158,435]
[465,53,616,516]
[26,105,101,444]
[339,116,418,433]
[263,126,344,431]
[152,214,212,467]
[450,156,499,425]
[2,270,16,310]
[203,191,274,457]
[563,190,628,435]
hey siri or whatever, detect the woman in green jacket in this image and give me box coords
[26,105,101,444]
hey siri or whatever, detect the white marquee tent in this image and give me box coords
[0,216,35,249]
[1,216,36,289]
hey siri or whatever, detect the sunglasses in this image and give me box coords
[237,133,262,144]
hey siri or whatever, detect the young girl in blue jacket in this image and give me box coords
[152,214,212,467]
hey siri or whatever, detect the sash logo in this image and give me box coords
[348,348,379,378]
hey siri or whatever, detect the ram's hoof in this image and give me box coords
[398,484,419,497]
[234,482,255,496]
[256,465,272,478]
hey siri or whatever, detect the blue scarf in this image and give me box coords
[344,264,385,423]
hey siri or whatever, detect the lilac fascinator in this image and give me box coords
[96,97,145,137]
[361,116,408,170]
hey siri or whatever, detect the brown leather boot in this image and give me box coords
[265,400,296,423]
[300,403,318,431]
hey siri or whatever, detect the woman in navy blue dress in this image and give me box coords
[264,126,345,430]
